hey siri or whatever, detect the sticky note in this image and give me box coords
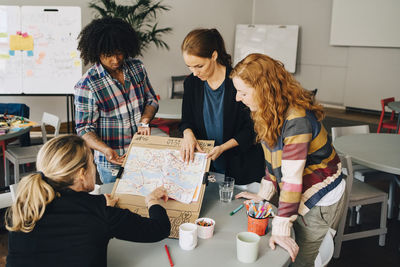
[27,50,34,57]
[9,50,15,56]
[0,33,8,38]
[0,54,10,59]
[26,69,33,76]
[74,60,81,67]
[70,51,77,58]
[9,35,34,51]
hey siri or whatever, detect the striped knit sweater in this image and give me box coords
[258,108,342,236]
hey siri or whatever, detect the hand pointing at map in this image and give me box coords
[104,147,125,165]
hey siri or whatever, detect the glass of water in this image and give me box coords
[219,177,235,202]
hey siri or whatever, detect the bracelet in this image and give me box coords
[138,122,149,128]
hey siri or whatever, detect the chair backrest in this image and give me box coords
[9,183,18,203]
[314,228,337,267]
[0,192,13,209]
[40,112,61,143]
[331,125,370,142]
[171,75,187,99]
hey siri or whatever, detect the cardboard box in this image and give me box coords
[112,134,214,238]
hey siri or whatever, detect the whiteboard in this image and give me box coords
[233,24,299,73]
[0,6,22,94]
[0,6,82,95]
[330,0,400,47]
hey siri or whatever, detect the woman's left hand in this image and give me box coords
[207,145,224,161]
[104,194,119,207]
[269,235,299,262]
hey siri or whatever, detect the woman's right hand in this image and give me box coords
[145,186,169,208]
[235,191,265,204]
[181,130,204,163]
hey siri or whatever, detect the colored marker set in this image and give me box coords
[246,200,274,219]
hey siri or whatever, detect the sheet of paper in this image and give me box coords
[116,147,207,204]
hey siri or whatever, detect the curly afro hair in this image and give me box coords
[77,17,140,65]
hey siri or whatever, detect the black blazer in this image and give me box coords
[179,68,265,185]
[7,190,170,267]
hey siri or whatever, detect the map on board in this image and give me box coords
[115,146,207,204]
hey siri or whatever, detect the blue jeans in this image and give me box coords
[97,165,118,184]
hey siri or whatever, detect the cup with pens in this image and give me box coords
[246,200,273,236]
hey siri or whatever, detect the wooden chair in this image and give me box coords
[377,97,397,133]
[4,112,60,186]
[332,125,377,225]
[333,155,387,258]
[170,75,187,99]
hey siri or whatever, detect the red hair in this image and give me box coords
[231,53,324,147]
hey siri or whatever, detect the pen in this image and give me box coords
[164,244,174,266]
[230,204,244,216]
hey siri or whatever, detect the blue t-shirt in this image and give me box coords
[203,81,226,173]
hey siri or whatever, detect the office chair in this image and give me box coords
[170,75,187,99]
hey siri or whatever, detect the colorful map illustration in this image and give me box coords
[115,147,207,204]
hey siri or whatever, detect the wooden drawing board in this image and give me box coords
[111,134,214,238]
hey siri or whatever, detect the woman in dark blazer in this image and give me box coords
[6,135,170,267]
[179,28,265,185]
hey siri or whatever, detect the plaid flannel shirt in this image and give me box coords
[74,58,158,169]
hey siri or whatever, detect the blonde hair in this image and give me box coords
[6,135,92,233]
[231,53,324,147]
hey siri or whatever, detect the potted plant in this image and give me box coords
[89,0,172,55]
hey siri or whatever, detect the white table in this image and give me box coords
[101,180,292,267]
[156,99,182,120]
[387,101,400,133]
[334,133,400,219]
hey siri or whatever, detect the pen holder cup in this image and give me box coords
[247,215,269,236]
[195,217,215,239]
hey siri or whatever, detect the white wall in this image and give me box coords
[254,0,400,110]
[1,0,251,123]
[2,0,400,123]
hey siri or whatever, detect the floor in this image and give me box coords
[0,107,399,266]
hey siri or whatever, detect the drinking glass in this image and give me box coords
[219,177,235,202]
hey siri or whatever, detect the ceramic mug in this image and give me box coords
[236,231,260,263]
[179,223,198,250]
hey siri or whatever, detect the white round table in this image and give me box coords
[334,133,400,219]
[101,179,293,267]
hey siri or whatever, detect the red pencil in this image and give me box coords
[164,244,174,266]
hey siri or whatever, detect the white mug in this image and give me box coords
[179,223,198,250]
[236,231,260,263]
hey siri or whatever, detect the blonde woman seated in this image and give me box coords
[6,135,170,267]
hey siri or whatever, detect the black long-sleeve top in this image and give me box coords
[179,68,265,184]
[7,189,170,267]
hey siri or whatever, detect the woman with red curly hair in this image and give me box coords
[232,53,346,267]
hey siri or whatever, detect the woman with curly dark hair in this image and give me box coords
[232,53,346,266]
[74,17,159,184]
